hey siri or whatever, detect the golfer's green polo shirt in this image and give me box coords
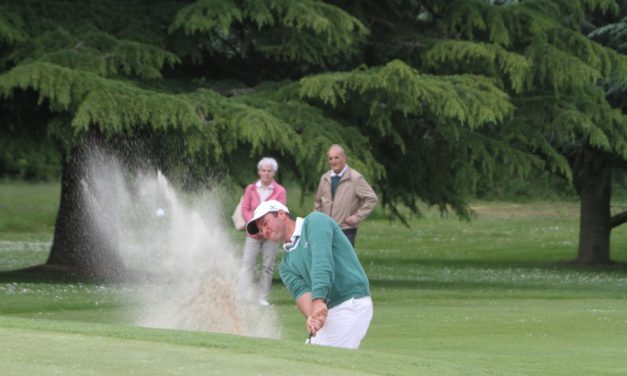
[279,212,370,309]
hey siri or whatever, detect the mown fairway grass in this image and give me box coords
[1,181,627,375]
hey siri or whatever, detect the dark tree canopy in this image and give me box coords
[1,0,626,275]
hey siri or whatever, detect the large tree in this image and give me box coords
[431,0,627,265]
[0,0,516,278]
[1,0,625,278]
[582,1,627,263]
[324,0,627,264]
[458,0,627,265]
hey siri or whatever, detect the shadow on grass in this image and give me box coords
[0,265,88,284]
[2,258,627,297]
[363,256,627,273]
[367,278,620,293]
[0,264,144,284]
[364,257,627,294]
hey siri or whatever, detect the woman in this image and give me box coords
[238,157,286,306]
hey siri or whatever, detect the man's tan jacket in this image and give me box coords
[314,167,377,229]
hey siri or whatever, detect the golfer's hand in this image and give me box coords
[307,299,328,336]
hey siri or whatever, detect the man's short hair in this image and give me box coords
[328,144,345,156]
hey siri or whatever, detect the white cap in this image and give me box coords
[246,200,289,235]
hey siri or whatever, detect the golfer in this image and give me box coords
[246,200,373,349]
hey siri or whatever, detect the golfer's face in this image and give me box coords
[327,148,346,174]
[256,213,282,242]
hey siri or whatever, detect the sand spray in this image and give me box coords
[81,148,281,338]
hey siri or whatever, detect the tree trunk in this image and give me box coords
[46,145,125,280]
[575,148,612,265]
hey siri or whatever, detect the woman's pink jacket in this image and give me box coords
[241,181,287,239]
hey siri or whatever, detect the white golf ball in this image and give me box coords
[156,208,165,217]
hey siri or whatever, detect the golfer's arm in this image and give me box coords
[295,292,313,318]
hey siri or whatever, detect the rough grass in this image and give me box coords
[2,181,627,375]
[0,180,59,234]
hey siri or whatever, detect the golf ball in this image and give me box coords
[156,208,165,217]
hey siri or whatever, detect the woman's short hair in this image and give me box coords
[257,157,278,172]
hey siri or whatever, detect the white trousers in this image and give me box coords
[310,296,373,349]
[238,236,279,300]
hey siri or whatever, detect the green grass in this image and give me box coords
[2,182,627,374]
[0,180,59,234]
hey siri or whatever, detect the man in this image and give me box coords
[246,200,373,349]
[314,144,377,247]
